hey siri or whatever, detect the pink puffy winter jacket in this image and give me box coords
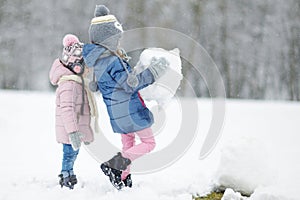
[49,59,94,144]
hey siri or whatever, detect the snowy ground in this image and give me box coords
[0,90,299,200]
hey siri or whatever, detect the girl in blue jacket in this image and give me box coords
[83,5,168,190]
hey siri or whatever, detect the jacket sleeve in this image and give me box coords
[59,83,79,134]
[109,59,155,94]
[49,59,61,86]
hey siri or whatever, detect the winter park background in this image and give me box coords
[0,0,300,200]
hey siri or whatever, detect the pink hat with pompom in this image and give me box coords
[61,34,83,73]
[62,34,80,47]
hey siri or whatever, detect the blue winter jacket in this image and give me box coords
[83,44,155,133]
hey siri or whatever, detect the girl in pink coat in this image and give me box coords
[49,34,95,189]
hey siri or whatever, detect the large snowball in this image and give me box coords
[138,48,182,106]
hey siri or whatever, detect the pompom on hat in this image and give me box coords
[89,5,123,51]
[63,34,80,47]
[94,5,110,17]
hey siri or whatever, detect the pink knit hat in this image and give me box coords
[62,34,80,47]
[61,34,83,74]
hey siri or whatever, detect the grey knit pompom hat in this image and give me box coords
[89,5,123,51]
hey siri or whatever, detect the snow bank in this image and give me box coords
[222,188,248,200]
[216,136,275,195]
[215,101,300,200]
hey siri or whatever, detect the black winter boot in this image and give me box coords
[100,152,131,190]
[58,174,64,186]
[58,174,77,189]
[69,175,78,186]
[100,164,124,190]
[103,152,131,171]
[122,174,132,188]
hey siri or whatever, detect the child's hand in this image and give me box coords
[69,132,84,151]
[148,57,169,80]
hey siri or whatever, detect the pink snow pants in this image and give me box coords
[121,127,156,180]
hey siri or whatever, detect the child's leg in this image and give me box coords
[121,133,136,152]
[121,127,156,180]
[61,144,79,178]
[121,133,135,180]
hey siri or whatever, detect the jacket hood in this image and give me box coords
[49,59,74,85]
[83,44,107,67]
